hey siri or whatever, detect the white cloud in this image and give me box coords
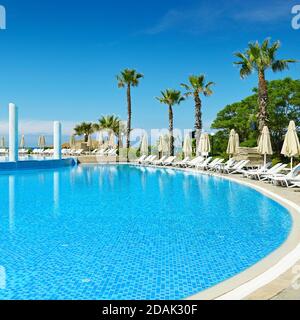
[233,2,290,23]
[144,1,291,35]
[145,5,224,35]
[0,120,77,136]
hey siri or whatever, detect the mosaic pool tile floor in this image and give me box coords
[0,165,291,299]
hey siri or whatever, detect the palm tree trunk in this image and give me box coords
[258,70,268,132]
[84,134,88,143]
[126,84,131,161]
[194,92,202,153]
[169,105,174,156]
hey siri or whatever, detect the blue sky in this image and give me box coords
[0,0,299,143]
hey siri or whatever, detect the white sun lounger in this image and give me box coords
[174,157,190,167]
[0,148,8,155]
[215,158,235,172]
[196,157,212,170]
[152,156,167,165]
[223,160,249,174]
[186,156,204,168]
[107,149,117,156]
[271,164,300,187]
[140,155,153,163]
[162,156,177,166]
[207,158,224,171]
[245,163,281,180]
[18,149,29,154]
[145,155,157,164]
[146,155,158,164]
[258,164,288,181]
[135,155,147,163]
[74,149,84,156]
[289,179,300,188]
[96,148,108,155]
[242,162,272,178]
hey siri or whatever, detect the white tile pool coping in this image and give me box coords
[81,162,300,300]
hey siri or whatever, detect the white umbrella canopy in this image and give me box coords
[41,136,46,148]
[97,131,104,148]
[235,133,240,151]
[20,135,25,149]
[69,135,76,148]
[157,136,163,153]
[258,126,273,166]
[108,132,115,147]
[140,134,148,156]
[226,129,238,156]
[87,134,92,147]
[198,133,211,156]
[183,135,192,158]
[162,134,170,156]
[0,136,5,148]
[281,120,300,170]
[38,136,46,148]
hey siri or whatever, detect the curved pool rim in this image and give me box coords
[120,163,300,300]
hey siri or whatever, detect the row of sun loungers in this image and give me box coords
[1,148,118,157]
[134,155,251,174]
[0,149,8,155]
[134,155,300,188]
[243,162,300,187]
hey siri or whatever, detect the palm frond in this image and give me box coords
[116,69,144,87]
[272,59,296,72]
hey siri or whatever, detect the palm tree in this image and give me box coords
[156,89,185,156]
[181,75,214,147]
[74,122,94,142]
[234,38,296,131]
[93,115,122,146]
[117,69,144,160]
[93,115,121,135]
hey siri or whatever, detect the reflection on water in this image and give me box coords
[9,175,15,233]
[0,155,55,162]
[53,171,60,216]
[0,266,5,289]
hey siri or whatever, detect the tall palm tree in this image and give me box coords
[156,89,185,156]
[74,122,94,142]
[117,68,144,160]
[181,75,214,147]
[234,38,296,131]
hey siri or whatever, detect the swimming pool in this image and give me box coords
[0,164,292,300]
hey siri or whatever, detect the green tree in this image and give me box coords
[234,38,296,131]
[212,78,300,156]
[117,69,144,160]
[181,75,214,146]
[74,122,94,142]
[156,89,185,156]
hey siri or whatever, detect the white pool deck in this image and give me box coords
[70,157,300,300]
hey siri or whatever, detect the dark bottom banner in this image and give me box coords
[0,300,297,318]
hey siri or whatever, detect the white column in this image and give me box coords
[9,103,18,162]
[53,121,61,160]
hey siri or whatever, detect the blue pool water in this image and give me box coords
[0,164,292,300]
